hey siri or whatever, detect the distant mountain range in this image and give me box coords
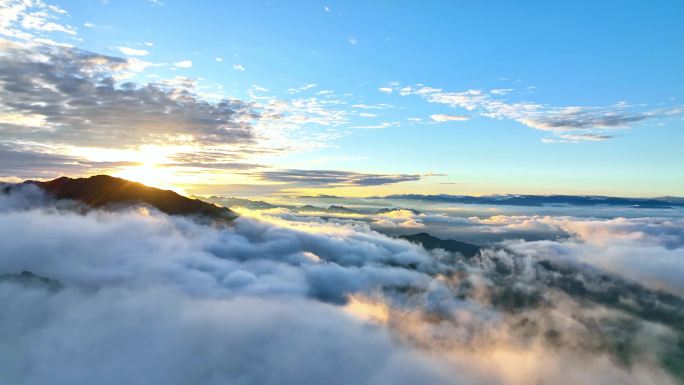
[11,175,237,220]
[378,194,684,208]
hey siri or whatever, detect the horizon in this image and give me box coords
[0,1,683,197]
[4,174,684,200]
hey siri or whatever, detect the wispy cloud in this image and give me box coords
[233,63,245,71]
[353,122,401,130]
[390,84,683,142]
[255,169,421,187]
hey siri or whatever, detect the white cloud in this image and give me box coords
[215,57,223,62]
[0,0,76,41]
[117,46,149,56]
[347,37,358,46]
[430,114,470,122]
[174,60,192,68]
[0,189,680,385]
[233,63,245,71]
[379,87,393,94]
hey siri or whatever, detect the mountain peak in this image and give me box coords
[28,175,236,220]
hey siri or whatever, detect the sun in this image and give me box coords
[114,163,178,191]
[110,145,183,192]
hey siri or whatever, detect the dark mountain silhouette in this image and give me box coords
[27,175,236,220]
[399,232,481,258]
[203,196,277,210]
[376,207,422,215]
[295,204,361,214]
[0,271,63,291]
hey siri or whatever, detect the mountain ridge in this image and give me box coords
[21,175,237,220]
[378,194,684,208]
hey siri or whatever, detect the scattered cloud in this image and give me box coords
[215,57,223,62]
[174,60,192,68]
[287,83,317,94]
[430,114,470,122]
[347,37,358,46]
[233,63,245,71]
[353,121,401,129]
[117,46,149,56]
[0,0,76,41]
[351,103,394,110]
[390,84,683,142]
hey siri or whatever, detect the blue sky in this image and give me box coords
[1,0,683,196]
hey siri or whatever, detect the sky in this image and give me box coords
[0,0,683,197]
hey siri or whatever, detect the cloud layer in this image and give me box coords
[0,186,682,384]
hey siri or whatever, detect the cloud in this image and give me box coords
[233,63,245,71]
[215,57,222,62]
[0,0,76,41]
[502,216,684,296]
[287,84,317,94]
[353,121,401,129]
[0,143,139,179]
[543,133,614,143]
[392,84,683,141]
[255,169,422,187]
[0,188,681,384]
[347,37,358,46]
[379,87,393,94]
[117,46,149,56]
[430,114,470,122]
[174,60,192,68]
[0,40,255,149]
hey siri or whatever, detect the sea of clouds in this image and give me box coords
[1,185,683,385]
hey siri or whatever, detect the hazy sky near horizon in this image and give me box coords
[0,0,683,196]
